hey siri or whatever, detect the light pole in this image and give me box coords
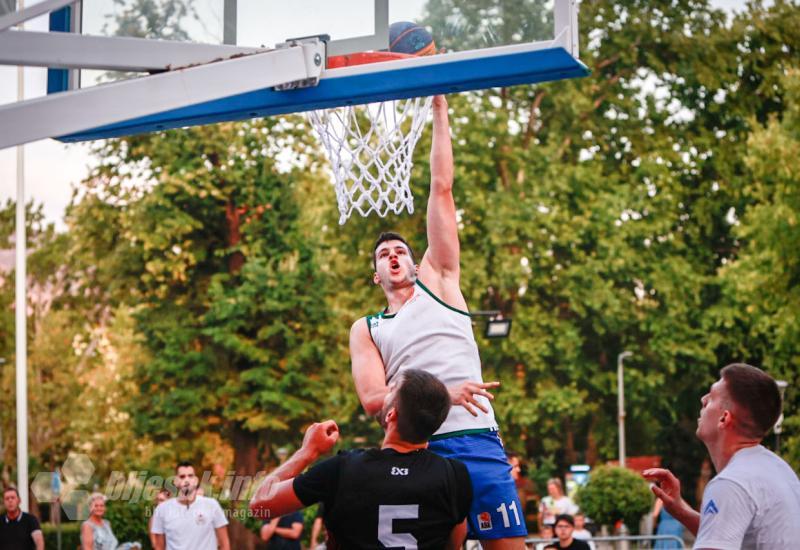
[617,351,632,468]
[775,380,788,454]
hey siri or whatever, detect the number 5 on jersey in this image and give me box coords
[378,505,419,549]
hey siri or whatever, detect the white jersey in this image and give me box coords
[694,445,800,549]
[367,279,497,435]
[151,496,228,550]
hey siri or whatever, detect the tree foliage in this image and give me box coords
[576,465,652,529]
[1,3,798,532]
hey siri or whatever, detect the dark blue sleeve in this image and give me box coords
[278,511,304,528]
[292,453,343,508]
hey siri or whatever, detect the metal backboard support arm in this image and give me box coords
[554,0,579,58]
[0,30,264,72]
[0,40,325,149]
[0,0,75,31]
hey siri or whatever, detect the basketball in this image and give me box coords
[389,21,437,56]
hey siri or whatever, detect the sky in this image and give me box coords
[0,0,760,230]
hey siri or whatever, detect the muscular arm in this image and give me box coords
[250,421,339,519]
[446,519,467,550]
[152,534,166,550]
[350,318,389,417]
[419,96,464,305]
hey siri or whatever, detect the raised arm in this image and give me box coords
[420,95,460,281]
[350,318,389,417]
[250,421,340,519]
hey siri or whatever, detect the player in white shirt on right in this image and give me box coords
[643,363,800,549]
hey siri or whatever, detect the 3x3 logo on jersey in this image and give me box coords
[391,467,409,476]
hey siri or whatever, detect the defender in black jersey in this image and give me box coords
[250,369,472,549]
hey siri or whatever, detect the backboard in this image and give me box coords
[0,0,588,147]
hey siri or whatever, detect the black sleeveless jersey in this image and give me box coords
[293,448,472,550]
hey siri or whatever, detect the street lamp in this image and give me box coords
[471,310,512,339]
[617,351,632,468]
[775,380,789,453]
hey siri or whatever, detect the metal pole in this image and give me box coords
[15,0,29,513]
[775,380,788,454]
[617,351,632,468]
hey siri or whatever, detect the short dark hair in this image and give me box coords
[3,486,19,498]
[720,363,781,439]
[393,369,451,443]
[555,514,575,527]
[372,232,415,270]
[175,461,194,473]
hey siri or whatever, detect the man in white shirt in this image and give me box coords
[643,363,800,549]
[151,462,230,550]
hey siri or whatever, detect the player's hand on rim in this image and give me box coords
[302,420,340,457]
[448,380,499,416]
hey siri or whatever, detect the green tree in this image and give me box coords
[576,465,652,530]
[716,67,800,465]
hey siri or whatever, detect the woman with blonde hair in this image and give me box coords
[539,478,578,530]
[81,493,141,550]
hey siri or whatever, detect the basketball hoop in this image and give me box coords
[307,52,432,225]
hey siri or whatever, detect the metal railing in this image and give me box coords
[524,534,685,549]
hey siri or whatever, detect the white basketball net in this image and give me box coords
[308,97,433,224]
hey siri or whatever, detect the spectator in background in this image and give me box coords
[644,363,800,549]
[81,493,141,550]
[0,486,43,550]
[260,511,303,550]
[151,462,230,550]
[535,525,555,550]
[507,452,539,533]
[651,498,683,549]
[572,513,594,550]
[309,504,326,550]
[539,478,578,529]
[550,514,590,550]
[148,489,170,549]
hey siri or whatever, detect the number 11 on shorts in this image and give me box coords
[496,501,521,528]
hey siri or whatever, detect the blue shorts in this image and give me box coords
[429,430,528,540]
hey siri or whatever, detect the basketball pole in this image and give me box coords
[15,0,30,513]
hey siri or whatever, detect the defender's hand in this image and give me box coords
[449,381,499,416]
[642,468,682,508]
[301,420,339,457]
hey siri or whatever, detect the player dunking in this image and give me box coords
[350,95,527,548]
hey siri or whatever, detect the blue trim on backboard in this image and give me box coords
[47,7,72,95]
[56,47,590,142]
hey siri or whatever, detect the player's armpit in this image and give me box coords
[446,519,468,550]
[250,479,305,520]
[350,318,389,416]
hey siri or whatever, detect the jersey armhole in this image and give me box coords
[415,279,471,317]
